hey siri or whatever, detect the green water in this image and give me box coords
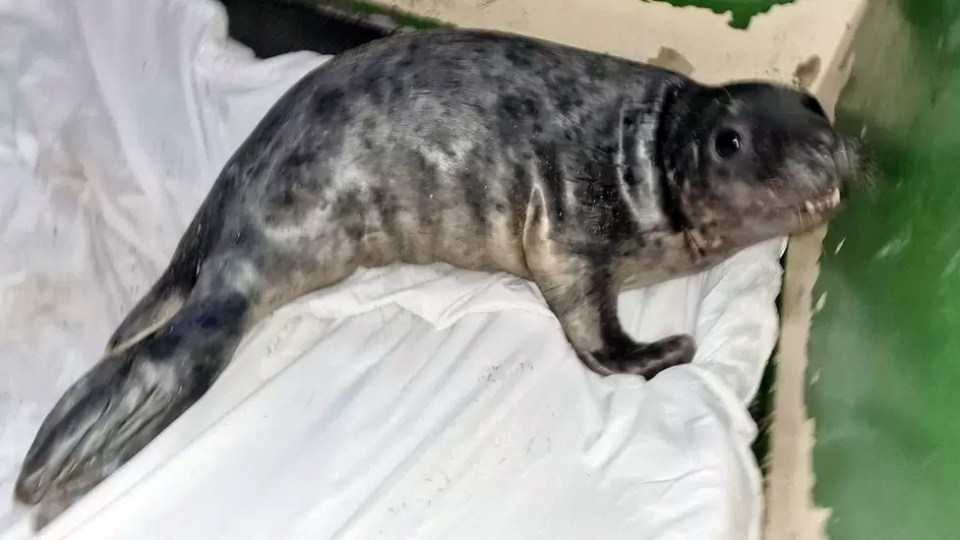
[808,0,960,537]
[651,0,791,28]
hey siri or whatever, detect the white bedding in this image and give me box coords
[0,0,784,538]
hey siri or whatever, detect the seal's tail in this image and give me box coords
[104,212,207,355]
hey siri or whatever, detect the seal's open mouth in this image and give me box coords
[802,186,841,217]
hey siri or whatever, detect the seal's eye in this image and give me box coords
[714,128,742,159]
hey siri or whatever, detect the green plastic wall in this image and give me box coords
[808,0,960,538]
[651,0,791,29]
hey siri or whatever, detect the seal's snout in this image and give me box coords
[833,133,869,191]
[788,92,867,194]
[767,88,867,197]
[793,126,862,217]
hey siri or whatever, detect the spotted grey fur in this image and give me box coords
[15,28,862,526]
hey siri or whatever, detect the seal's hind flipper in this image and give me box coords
[106,217,208,355]
[16,291,251,526]
[105,278,188,355]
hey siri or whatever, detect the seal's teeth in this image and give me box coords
[687,229,705,249]
[830,188,841,205]
[804,201,816,214]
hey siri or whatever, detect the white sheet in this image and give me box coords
[0,0,785,538]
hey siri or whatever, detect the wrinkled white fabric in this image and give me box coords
[0,0,784,538]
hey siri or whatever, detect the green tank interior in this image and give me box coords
[808,0,960,537]
[649,0,793,29]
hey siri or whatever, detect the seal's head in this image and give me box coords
[658,81,864,252]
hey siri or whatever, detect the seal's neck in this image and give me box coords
[617,81,696,238]
[650,81,712,257]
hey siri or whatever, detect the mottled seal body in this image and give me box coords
[16,29,861,525]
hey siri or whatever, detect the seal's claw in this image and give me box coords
[598,334,696,379]
[15,349,196,521]
[33,474,104,530]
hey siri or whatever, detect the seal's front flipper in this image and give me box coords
[530,265,695,379]
[15,293,249,528]
[591,334,695,378]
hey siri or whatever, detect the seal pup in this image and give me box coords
[15,28,862,526]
